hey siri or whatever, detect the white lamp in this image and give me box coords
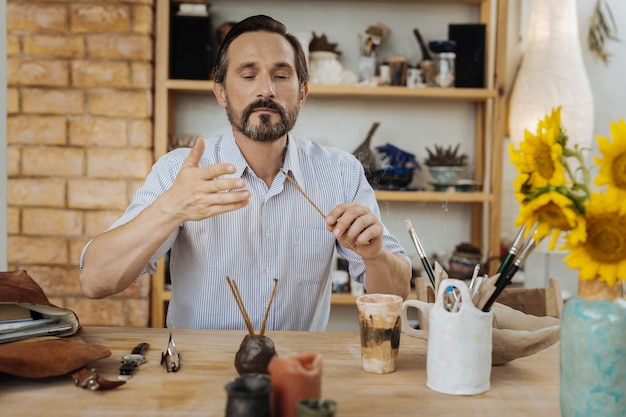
[508,0,594,148]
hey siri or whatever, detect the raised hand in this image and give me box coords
[161,138,251,222]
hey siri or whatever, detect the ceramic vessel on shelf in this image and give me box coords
[428,166,464,184]
[454,179,481,192]
[560,279,626,417]
[308,51,343,85]
[375,167,414,189]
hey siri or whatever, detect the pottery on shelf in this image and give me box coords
[376,167,415,188]
[308,51,344,85]
[428,166,464,184]
[352,122,380,182]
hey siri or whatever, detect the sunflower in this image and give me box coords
[510,108,626,292]
[563,192,626,287]
[537,106,565,144]
[515,190,584,249]
[594,119,626,212]
[512,172,531,202]
[509,109,566,189]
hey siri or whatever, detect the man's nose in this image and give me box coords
[256,74,276,99]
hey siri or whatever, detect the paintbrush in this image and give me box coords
[496,224,527,275]
[405,219,436,288]
[481,237,538,312]
[281,170,326,218]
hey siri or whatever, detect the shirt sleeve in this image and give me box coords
[80,150,187,277]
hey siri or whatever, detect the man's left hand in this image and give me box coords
[325,202,383,259]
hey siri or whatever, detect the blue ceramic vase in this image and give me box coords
[560,296,626,417]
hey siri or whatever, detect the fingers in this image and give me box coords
[201,163,238,182]
[179,137,239,182]
[167,141,249,221]
[182,136,205,168]
[326,203,383,248]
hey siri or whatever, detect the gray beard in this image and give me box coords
[239,113,288,143]
[226,99,300,143]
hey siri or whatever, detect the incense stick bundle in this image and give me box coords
[227,276,280,337]
[226,276,255,337]
[260,278,279,336]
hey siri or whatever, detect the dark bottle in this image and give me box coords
[224,374,272,417]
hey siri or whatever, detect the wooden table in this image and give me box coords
[1,327,560,416]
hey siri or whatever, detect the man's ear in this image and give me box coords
[299,83,309,107]
[213,82,227,108]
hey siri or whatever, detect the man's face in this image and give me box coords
[217,32,306,143]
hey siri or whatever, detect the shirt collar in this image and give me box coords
[219,130,304,185]
[218,130,249,178]
[282,134,304,185]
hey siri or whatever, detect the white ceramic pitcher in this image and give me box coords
[402,278,493,395]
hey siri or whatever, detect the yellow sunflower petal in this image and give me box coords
[594,119,626,205]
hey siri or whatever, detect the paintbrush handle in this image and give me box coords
[421,257,436,288]
[481,264,519,312]
[496,252,515,275]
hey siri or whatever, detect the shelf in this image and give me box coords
[330,292,417,305]
[374,190,493,203]
[330,293,359,305]
[165,79,497,102]
[278,0,490,4]
[151,0,509,328]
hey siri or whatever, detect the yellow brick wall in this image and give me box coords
[6,0,155,327]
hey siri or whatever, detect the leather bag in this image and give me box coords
[0,270,112,378]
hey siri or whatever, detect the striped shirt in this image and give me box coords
[93,131,408,331]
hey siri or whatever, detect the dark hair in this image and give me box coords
[212,15,309,86]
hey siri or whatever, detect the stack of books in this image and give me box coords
[0,304,72,344]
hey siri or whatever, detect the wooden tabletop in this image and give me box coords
[1,327,560,416]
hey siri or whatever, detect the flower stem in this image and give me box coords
[564,146,591,201]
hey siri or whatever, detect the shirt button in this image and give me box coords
[265,231,271,239]
[265,268,271,275]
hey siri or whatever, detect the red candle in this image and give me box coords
[268,352,323,417]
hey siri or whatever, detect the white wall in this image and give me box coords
[1,0,7,270]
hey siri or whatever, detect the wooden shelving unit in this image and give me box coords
[150,0,508,327]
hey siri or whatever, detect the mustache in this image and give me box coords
[243,99,286,120]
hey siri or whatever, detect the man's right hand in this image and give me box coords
[79,137,251,299]
[162,137,251,222]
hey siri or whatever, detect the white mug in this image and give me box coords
[402,279,493,395]
[406,68,423,88]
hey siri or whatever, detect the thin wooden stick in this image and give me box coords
[260,278,279,336]
[226,276,255,337]
[281,170,326,218]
